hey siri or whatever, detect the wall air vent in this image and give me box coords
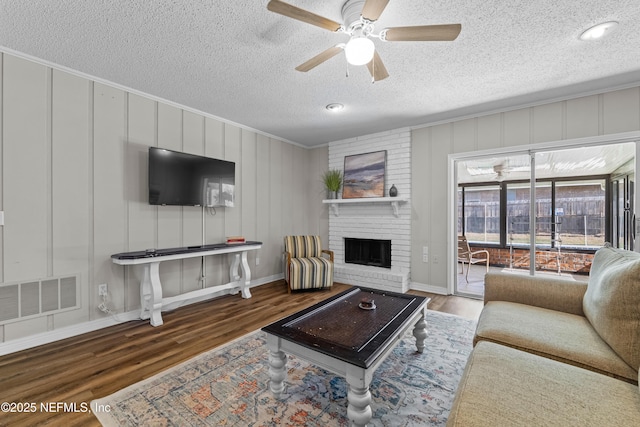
[0,275,80,324]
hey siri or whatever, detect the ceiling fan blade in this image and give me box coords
[267,0,342,32]
[384,24,461,41]
[366,51,389,82]
[295,46,344,72]
[362,0,390,21]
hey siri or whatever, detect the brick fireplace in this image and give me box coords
[328,129,411,293]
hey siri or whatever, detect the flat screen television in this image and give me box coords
[148,147,235,207]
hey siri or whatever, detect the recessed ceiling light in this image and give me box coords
[579,21,618,41]
[326,103,344,112]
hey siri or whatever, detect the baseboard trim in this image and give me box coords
[0,311,140,357]
[409,282,450,295]
[0,274,284,356]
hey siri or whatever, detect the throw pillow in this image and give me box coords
[583,244,640,370]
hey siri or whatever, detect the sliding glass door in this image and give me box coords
[456,154,531,297]
[454,141,636,298]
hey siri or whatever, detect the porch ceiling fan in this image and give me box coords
[492,163,508,180]
[467,159,531,181]
[266,0,462,82]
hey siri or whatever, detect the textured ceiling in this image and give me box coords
[1,0,639,147]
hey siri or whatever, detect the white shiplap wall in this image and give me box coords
[328,129,411,293]
[0,51,324,351]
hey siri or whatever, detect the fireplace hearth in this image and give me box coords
[344,238,391,269]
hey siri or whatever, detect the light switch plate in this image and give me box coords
[0,211,4,226]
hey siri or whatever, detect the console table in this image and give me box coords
[111,241,262,326]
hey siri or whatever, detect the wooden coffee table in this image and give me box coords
[262,287,430,427]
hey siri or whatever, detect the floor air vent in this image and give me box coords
[0,275,79,323]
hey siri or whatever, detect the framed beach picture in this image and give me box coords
[342,150,386,198]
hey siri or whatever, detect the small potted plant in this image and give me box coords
[322,169,343,199]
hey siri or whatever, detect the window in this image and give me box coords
[461,185,501,244]
[506,182,537,246]
[555,180,606,248]
[533,182,552,247]
[459,177,607,251]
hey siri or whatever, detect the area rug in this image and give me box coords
[91,310,476,426]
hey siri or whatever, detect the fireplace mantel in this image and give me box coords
[322,196,408,217]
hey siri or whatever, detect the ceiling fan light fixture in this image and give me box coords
[579,21,618,41]
[344,36,375,66]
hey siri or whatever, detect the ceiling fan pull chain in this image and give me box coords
[371,57,375,84]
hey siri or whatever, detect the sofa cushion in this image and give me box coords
[447,341,640,427]
[583,245,640,371]
[484,271,587,315]
[475,301,637,383]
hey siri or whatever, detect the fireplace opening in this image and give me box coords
[344,238,391,269]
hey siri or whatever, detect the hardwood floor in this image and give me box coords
[0,281,483,426]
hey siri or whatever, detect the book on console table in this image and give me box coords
[226,236,246,244]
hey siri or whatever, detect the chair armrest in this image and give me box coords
[321,249,334,262]
[484,272,587,316]
[470,249,489,256]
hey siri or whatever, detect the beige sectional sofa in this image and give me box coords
[448,244,640,426]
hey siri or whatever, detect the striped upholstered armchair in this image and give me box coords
[284,235,334,293]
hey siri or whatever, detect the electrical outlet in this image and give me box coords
[255,257,260,265]
[98,284,108,297]
[422,246,428,263]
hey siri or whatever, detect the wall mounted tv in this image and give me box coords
[148,147,235,207]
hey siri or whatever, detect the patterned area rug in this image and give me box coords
[92,310,476,426]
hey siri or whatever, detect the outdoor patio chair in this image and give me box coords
[457,235,490,282]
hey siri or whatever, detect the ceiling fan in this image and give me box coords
[492,163,508,181]
[267,0,461,82]
[466,158,531,181]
